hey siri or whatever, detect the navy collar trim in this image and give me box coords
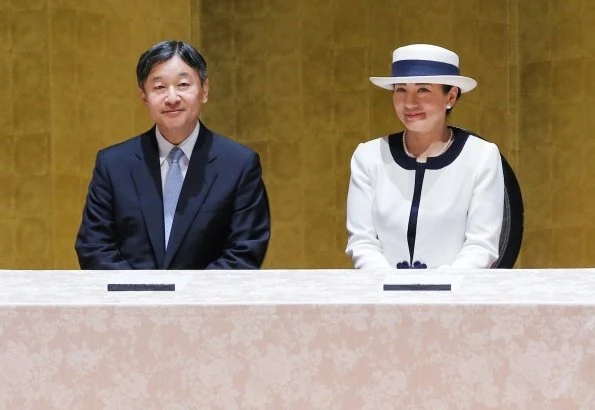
[388,126,470,170]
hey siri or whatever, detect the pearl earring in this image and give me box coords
[446,104,452,110]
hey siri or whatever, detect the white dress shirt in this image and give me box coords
[346,129,504,270]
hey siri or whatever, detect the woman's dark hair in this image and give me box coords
[136,40,208,89]
[442,85,462,115]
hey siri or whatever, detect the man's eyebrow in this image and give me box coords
[148,72,193,81]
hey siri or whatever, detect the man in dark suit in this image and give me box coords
[75,40,270,269]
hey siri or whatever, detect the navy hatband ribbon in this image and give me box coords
[392,60,460,77]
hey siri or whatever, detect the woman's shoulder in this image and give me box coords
[352,135,391,157]
[452,127,496,147]
[359,135,390,147]
[453,127,500,153]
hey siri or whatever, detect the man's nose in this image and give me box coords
[165,86,180,104]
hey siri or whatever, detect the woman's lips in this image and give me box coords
[405,112,424,121]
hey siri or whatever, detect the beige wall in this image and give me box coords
[195,0,519,268]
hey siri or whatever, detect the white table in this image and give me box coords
[1,269,594,409]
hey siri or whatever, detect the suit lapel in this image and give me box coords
[131,128,166,268]
[163,124,218,268]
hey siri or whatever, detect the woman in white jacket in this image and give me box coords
[346,44,504,270]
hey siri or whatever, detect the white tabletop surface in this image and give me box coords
[1,268,594,306]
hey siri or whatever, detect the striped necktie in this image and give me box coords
[163,147,184,249]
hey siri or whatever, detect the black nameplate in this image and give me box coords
[383,284,451,291]
[107,284,175,292]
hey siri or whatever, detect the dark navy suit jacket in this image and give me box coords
[75,123,270,269]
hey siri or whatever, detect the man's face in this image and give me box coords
[139,55,208,144]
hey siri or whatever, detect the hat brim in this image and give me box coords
[369,75,477,93]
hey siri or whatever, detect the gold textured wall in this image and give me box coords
[3,0,591,269]
[1,0,51,268]
[195,0,520,268]
[0,0,193,268]
[518,0,595,267]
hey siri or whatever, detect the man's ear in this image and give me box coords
[201,79,209,103]
[138,86,147,105]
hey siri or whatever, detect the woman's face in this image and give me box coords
[392,83,457,134]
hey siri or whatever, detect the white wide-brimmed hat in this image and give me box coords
[369,44,477,93]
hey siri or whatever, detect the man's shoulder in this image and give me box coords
[96,126,259,163]
[208,131,260,167]
[210,131,256,157]
[98,131,148,157]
